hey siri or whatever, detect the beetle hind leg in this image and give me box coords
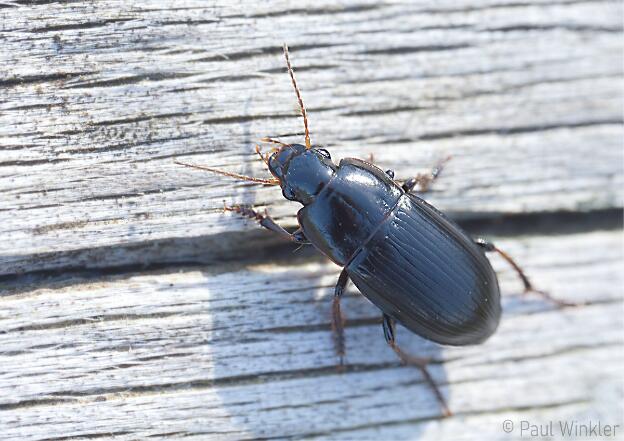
[382,315,452,417]
[475,238,579,307]
[332,268,350,369]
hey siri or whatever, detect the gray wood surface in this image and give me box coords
[1,231,623,440]
[1,0,623,440]
[1,0,622,275]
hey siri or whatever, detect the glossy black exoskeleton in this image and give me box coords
[175,45,573,417]
[268,143,501,346]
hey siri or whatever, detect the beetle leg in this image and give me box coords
[223,204,309,244]
[332,268,350,368]
[382,314,452,417]
[475,238,577,307]
[401,155,452,194]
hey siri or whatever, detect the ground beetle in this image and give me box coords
[176,45,573,416]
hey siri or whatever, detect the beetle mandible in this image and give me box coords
[176,45,574,417]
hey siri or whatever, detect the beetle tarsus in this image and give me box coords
[475,238,579,307]
[382,315,452,417]
[224,204,309,244]
[402,155,452,194]
[332,268,350,368]
[526,288,579,307]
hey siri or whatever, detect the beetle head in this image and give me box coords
[268,144,336,204]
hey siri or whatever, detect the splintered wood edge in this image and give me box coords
[0,230,622,440]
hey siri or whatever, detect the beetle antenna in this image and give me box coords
[174,160,279,185]
[283,44,311,149]
[260,137,291,147]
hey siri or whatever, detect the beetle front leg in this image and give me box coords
[475,238,577,307]
[401,155,452,194]
[382,314,452,417]
[224,204,309,244]
[332,268,350,368]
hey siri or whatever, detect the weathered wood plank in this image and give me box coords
[1,230,622,440]
[1,2,622,439]
[1,0,622,275]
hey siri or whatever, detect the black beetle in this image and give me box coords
[175,44,573,416]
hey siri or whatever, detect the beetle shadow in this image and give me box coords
[203,248,447,439]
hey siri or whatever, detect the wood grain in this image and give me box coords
[1,0,622,275]
[1,1,623,440]
[1,230,622,440]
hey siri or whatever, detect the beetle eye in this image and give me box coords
[317,148,331,159]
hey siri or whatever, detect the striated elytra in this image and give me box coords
[285,148,502,346]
